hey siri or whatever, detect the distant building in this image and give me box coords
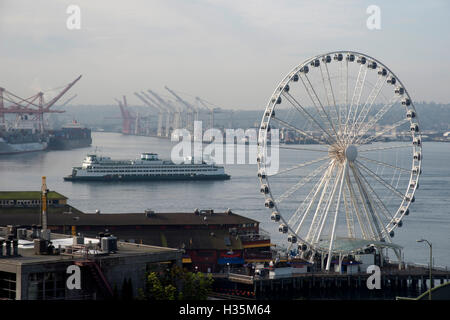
[0,191,67,208]
[0,205,272,273]
[0,228,181,300]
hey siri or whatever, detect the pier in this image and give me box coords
[212,264,450,300]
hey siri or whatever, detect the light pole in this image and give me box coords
[417,239,432,300]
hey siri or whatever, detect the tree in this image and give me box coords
[140,266,213,300]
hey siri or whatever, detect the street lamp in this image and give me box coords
[417,239,432,300]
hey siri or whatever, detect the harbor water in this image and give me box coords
[0,132,448,268]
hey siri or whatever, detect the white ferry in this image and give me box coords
[64,153,230,181]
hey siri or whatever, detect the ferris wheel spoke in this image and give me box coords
[354,94,402,143]
[319,63,340,133]
[288,165,330,227]
[342,181,355,238]
[282,92,337,144]
[357,118,409,145]
[344,64,367,140]
[325,163,347,270]
[271,116,331,146]
[349,163,381,240]
[359,144,410,153]
[290,165,333,232]
[350,74,387,141]
[305,164,339,243]
[276,162,329,205]
[268,155,329,177]
[302,73,341,141]
[306,164,338,242]
[353,163,394,222]
[349,67,369,130]
[279,145,329,153]
[345,171,370,240]
[352,164,393,238]
[312,165,343,244]
[354,160,404,198]
[338,59,349,132]
[357,156,410,173]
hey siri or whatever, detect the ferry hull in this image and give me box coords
[64,174,231,182]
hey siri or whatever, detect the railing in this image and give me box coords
[228,273,254,283]
[239,233,271,242]
[244,252,272,259]
[403,261,449,272]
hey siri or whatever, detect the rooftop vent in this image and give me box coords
[145,209,155,217]
[101,235,118,253]
[200,209,214,215]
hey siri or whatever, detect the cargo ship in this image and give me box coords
[47,121,92,150]
[64,153,231,181]
[0,128,48,155]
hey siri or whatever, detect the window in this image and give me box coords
[0,271,16,300]
[27,272,65,300]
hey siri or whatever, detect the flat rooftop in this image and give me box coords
[0,209,258,227]
[0,233,180,267]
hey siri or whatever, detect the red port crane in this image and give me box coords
[0,75,82,132]
[114,96,136,135]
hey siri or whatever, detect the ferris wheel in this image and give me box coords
[257,51,422,270]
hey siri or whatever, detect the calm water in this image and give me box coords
[0,132,449,267]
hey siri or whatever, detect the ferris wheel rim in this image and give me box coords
[257,50,422,258]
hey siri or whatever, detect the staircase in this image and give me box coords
[75,260,113,298]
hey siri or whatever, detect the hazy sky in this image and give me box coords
[0,0,449,109]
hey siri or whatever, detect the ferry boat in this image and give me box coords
[64,153,230,181]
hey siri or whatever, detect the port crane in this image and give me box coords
[164,86,199,133]
[59,94,78,107]
[134,91,165,137]
[0,75,82,132]
[147,89,180,138]
[114,96,136,135]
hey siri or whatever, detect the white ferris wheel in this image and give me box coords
[257,51,422,270]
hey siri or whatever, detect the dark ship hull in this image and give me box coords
[48,126,92,150]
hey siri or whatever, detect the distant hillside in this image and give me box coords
[48,102,450,133]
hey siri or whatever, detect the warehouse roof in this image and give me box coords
[0,191,67,200]
[0,207,258,227]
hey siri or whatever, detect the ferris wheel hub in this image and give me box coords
[345,145,358,162]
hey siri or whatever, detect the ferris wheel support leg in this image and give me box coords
[393,248,403,270]
[321,253,326,270]
[326,161,348,271]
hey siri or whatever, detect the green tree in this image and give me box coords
[141,266,213,300]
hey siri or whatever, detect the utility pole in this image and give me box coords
[417,239,432,300]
